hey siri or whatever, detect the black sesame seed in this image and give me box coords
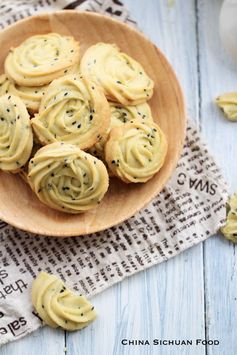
[111,160,115,164]
[91,86,95,90]
[116,80,122,84]
[6,145,10,149]
[6,109,10,113]
[77,123,81,129]
[42,305,44,308]
[89,114,93,121]
[81,313,84,316]
[51,173,54,177]
[64,92,68,96]
[17,115,20,120]
[34,90,38,94]
[94,161,96,165]
[62,186,70,191]
[0,117,4,121]
[83,173,86,177]
[91,306,94,310]
[64,69,68,74]
[8,95,11,100]
[38,189,41,193]
[72,121,76,125]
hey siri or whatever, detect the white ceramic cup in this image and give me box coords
[219,0,237,63]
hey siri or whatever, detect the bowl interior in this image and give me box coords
[0,11,186,236]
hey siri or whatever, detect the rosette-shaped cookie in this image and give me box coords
[0,74,48,113]
[28,143,109,213]
[80,43,154,105]
[5,33,80,86]
[32,271,97,330]
[105,120,167,183]
[89,102,153,159]
[31,74,110,150]
[0,94,33,172]
[221,191,237,243]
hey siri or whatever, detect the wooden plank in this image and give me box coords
[197,0,237,354]
[66,1,206,354]
[1,327,65,355]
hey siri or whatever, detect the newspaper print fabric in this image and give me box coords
[0,0,228,345]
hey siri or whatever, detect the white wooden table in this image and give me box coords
[2,1,237,354]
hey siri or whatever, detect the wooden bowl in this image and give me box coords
[0,11,186,237]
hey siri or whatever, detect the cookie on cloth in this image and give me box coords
[105,120,167,183]
[28,142,109,213]
[89,101,153,160]
[32,271,97,330]
[80,43,154,105]
[0,74,48,113]
[5,33,80,86]
[0,94,33,172]
[31,74,110,150]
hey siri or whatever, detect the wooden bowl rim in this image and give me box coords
[0,10,187,236]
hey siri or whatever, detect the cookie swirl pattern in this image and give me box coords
[80,43,154,105]
[105,120,167,183]
[0,74,48,113]
[31,74,110,150]
[28,143,109,213]
[5,33,80,86]
[32,271,97,330]
[89,102,153,159]
[0,94,33,172]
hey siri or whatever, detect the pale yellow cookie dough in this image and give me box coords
[221,191,237,243]
[5,33,80,86]
[0,94,33,172]
[105,120,167,183]
[32,271,97,330]
[80,43,154,105]
[0,74,48,113]
[216,92,237,121]
[28,142,109,213]
[89,101,153,160]
[31,74,110,150]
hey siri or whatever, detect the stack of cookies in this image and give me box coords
[0,33,167,213]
